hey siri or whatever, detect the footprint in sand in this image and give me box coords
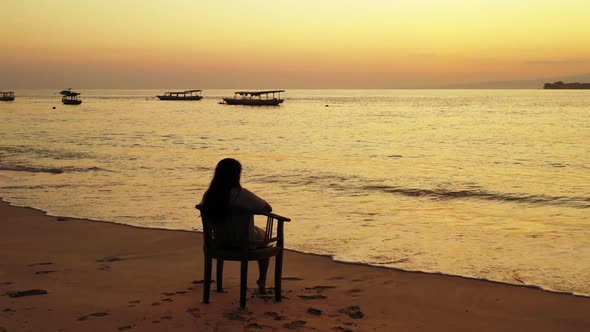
[34,270,56,275]
[334,327,353,332]
[264,311,287,321]
[305,286,336,291]
[224,309,252,321]
[307,308,322,316]
[128,300,141,304]
[160,316,172,320]
[96,257,124,263]
[282,277,303,281]
[245,322,264,329]
[283,320,307,329]
[7,289,48,298]
[98,264,111,271]
[186,308,200,318]
[161,292,175,296]
[161,298,173,303]
[96,256,124,266]
[118,325,134,331]
[77,312,108,321]
[298,294,326,300]
[191,279,216,284]
[339,306,364,319]
[327,276,345,280]
[28,262,53,267]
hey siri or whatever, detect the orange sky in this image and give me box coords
[2,0,590,88]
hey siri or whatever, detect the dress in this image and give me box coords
[201,187,270,242]
[228,187,270,241]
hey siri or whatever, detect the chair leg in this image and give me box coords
[240,259,248,308]
[275,251,283,302]
[203,254,212,304]
[216,259,224,292]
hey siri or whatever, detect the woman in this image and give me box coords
[201,158,272,293]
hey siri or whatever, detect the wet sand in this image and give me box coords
[1,200,589,331]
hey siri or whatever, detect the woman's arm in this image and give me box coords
[233,188,272,213]
[261,202,272,213]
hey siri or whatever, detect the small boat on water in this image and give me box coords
[60,90,82,105]
[222,90,285,106]
[0,91,15,101]
[157,90,203,100]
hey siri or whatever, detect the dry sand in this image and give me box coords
[1,200,589,331]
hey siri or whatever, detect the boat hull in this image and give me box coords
[157,96,203,101]
[0,97,15,101]
[222,98,283,106]
[62,100,82,105]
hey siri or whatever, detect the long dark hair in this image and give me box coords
[202,158,242,220]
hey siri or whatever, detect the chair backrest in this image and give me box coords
[197,205,253,251]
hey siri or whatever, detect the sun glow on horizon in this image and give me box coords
[2,0,590,88]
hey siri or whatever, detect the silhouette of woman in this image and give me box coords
[201,158,272,293]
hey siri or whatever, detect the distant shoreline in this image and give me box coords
[543,81,590,89]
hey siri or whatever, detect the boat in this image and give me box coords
[156,90,203,100]
[222,90,285,106]
[60,90,82,105]
[0,91,15,101]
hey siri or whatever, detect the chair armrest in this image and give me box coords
[196,203,291,248]
[255,211,291,222]
[195,204,291,222]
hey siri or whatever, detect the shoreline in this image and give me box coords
[2,199,590,331]
[2,196,587,299]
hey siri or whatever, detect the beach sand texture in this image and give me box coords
[1,200,589,331]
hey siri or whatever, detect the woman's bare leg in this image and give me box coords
[257,258,270,293]
[254,227,269,293]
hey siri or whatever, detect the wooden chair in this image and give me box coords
[195,204,291,308]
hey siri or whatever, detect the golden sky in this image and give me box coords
[2,0,590,88]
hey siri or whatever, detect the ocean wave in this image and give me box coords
[255,172,589,209]
[0,165,64,174]
[0,145,94,160]
[362,184,590,209]
[0,165,108,174]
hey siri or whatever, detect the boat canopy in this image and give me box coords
[164,90,202,95]
[63,91,80,96]
[0,91,15,97]
[234,90,285,96]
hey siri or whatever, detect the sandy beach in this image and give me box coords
[1,200,589,332]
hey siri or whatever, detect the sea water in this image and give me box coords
[0,89,588,295]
